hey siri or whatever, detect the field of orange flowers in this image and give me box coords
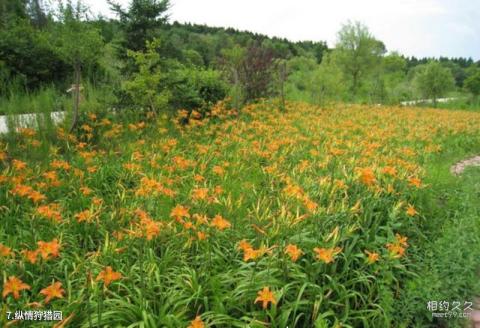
[1,101,480,327]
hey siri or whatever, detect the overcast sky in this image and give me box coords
[84,0,479,60]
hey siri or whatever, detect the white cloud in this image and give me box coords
[83,0,479,59]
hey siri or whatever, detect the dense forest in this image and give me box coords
[1,0,479,119]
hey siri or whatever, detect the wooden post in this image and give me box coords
[69,64,81,132]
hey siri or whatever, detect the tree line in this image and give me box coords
[1,0,479,123]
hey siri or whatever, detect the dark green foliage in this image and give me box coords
[294,40,329,63]
[168,67,227,112]
[121,39,171,112]
[464,71,480,97]
[27,0,48,28]
[1,0,479,115]
[119,39,226,114]
[92,17,121,44]
[50,1,104,131]
[406,56,475,88]
[334,21,386,98]
[167,21,328,62]
[0,21,69,92]
[413,61,455,106]
[0,0,28,24]
[108,0,170,53]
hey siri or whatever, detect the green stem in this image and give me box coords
[140,238,145,310]
[97,287,103,327]
[86,269,92,328]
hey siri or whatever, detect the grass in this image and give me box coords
[414,95,480,112]
[0,101,480,327]
[0,87,66,116]
[395,138,480,327]
[0,83,115,116]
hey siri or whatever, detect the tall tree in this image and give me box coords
[381,52,409,103]
[413,61,455,106]
[54,0,104,131]
[309,53,345,105]
[334,21,385,98]
[27,0,48,28]
[121,39,170,113]
[220,45,246,109]
[108,0,170,53]
[240,43,275,102]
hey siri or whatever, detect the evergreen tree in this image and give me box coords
[108,0,170,53]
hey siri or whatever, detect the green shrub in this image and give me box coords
[121,39,227,115]
[169,67,227,114]
[121,40,171,113]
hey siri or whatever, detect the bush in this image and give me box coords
[121,40,171,113]
[464,71,480,98]
[0,22,70,91]
[285,55,345,105]
[413,61,455,106]
[169,68,227,114]
[120,39,227,115]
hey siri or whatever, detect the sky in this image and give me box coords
[84,0,480,60]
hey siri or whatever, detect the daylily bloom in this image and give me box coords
[37,204,62,223]
[22,249,39,264]
[191,188,209,201]
[170,205,190,219]
[358,168,376,186]
[0,243,12,257]
[40,281,65,304]
[386,234,408,258]
[284,244,303,262]
[314,246,343,264]
[365,250,380,264]
[37,239,61,260]
[382,166,397,176]
[75,210,94,223]
[188,316,205,328]
[255,287,276,309]
[12,159,27,170]
[211,215,231,230]
[408,177,422,188]
[406,204,418,216]
[212,165,225,176]
[2,276,30,299]
[96,266,122,287]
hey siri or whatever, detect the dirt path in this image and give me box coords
[450,155,480,176]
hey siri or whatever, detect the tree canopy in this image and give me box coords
[413,61,455,106]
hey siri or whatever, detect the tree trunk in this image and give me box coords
[70,64,81,132]
[352,70,359,97]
